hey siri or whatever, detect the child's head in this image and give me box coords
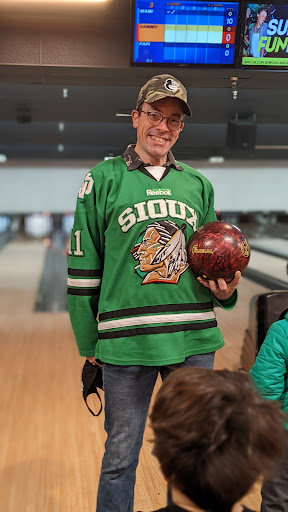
[151,367,286,512]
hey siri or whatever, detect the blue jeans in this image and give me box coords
[96,353,214,512]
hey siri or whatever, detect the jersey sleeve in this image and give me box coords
[177,162,217,227]
[212,289,238,310]
[201,179,217,225]
[67,170,105,357]
[199,175,238,310]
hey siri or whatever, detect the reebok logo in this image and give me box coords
[146,189,172,196]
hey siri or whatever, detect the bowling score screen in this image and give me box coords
[132,0,240,65]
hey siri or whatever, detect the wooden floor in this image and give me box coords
[0,240,270,512]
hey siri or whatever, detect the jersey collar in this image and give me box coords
[122,144,183,172]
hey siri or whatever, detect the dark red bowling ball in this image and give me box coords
[187,221,250,282]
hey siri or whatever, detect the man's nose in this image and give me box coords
[156,117,170,130]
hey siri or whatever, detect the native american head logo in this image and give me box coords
[131,220,188,284]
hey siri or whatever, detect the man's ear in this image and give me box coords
[131,109,139,128]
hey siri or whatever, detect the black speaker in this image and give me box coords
[241,291,288,372]
[226,120,257,150]
[256,291,288,352]
[17,107,31,124]
[240,290,288,372]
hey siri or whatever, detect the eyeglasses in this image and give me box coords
[140,109,184,131]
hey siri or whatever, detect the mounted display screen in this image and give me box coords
[132,0,240,66]
[241,3,288,68]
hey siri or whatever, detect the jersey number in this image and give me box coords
[69,229,84,256]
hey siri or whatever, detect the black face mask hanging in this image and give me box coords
[81,360,103,416]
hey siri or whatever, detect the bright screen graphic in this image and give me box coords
[132,0,240,65]
[241,3,288,67]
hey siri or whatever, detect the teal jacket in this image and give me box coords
[249,312,288,429]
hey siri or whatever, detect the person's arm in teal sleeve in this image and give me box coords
[249,322,287,402]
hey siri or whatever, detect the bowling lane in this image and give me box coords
[249,236,288,259]
[0,237,46,313]
[34,229,68,312]
[214,276,269,372]
[248,248,288,284]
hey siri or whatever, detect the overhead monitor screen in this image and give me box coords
[241,3,288,68]
[132,0,240,66]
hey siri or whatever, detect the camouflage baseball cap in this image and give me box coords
[136,74,192,116]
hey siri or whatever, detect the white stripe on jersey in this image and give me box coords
[98,311,216,331]
[67,277,101,288]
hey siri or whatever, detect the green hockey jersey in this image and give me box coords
[67,153,237,365]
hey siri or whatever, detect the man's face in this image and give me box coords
[131,97,184,165]
[258,10,267,25]
[137,227,162,271]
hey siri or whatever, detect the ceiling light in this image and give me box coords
[230,76,238,101]
[62,88,68,99]
[58,144,64,152]
[116,113,131,117]
[209,156,225,164]
[255,145,288,150]
[0,154,7,163]
[58,122,65,132]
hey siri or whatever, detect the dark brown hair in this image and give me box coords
[150,367,286,512]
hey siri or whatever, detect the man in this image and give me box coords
[67,74,241,512]
[150,366,286,512]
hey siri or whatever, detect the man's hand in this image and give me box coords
[197,271,241,300]
[86,356,103,368]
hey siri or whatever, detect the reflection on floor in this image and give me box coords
[34,230,68,312]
